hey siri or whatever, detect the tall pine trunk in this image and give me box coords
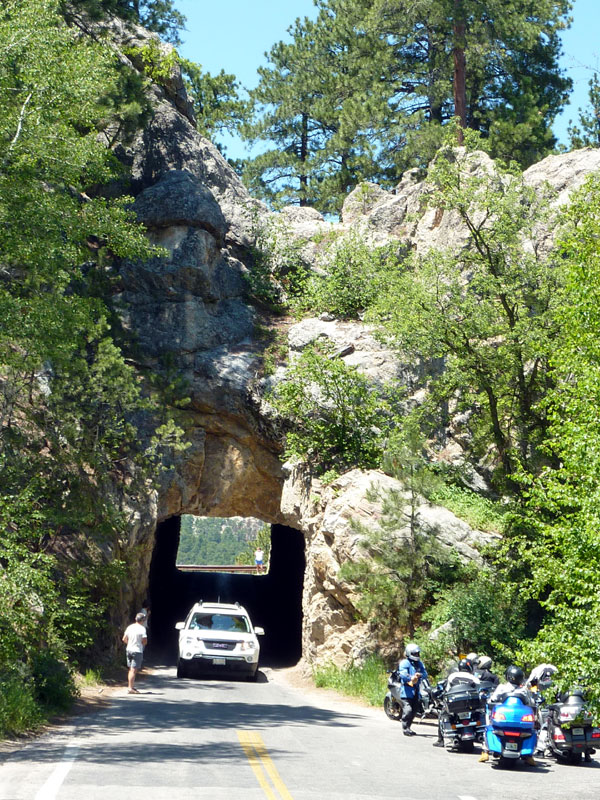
[453,0,467,143]
[299,112,308,206]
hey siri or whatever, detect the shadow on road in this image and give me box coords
[5,667,367,766]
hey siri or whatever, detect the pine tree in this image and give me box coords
[370,0,572,169]
[66,0,185,44]
[242,0,390,213]
[567,73,600,149]
[243,0,572,213]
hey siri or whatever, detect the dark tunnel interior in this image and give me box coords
[147,517,305,669]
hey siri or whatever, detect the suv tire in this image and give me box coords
[176,659,188,679]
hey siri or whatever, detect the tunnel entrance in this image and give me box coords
[147,517,305,668]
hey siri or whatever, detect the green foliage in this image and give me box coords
[31,652,78,712]
[270,342,391,474]
[313,654,389,706]
[81,668,104,686]
[133,0,185,45]
[423,564,528,663]
[369,133,562,489]
[181,59,250,145]
[242,0,390,214]
[428,484,507,534]
[369,0,571,170]
[0,0,186,730]
[502,172,600,713]
[67,0,185,45]
[291,233,398,319]
[235,524,272,568]
[341,440,460,637]
[244,212,310,310]
[127,38,180,84]
[0,673,42,736]
[259,329,289,378]
[566,73,600,149]
[242,0,571,212]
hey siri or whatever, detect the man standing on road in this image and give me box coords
[398,643,428,736]
[254,546,264,573]
[122,612,148,694]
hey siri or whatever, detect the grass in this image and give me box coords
[429,483,507,533]
[80,668,104,687]
[313,654,389,707]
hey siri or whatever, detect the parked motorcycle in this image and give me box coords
[437,680,486,750]
[384,671,438,722]
[485,691,538,767]
[544,689,599,763]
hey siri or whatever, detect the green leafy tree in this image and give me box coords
[370,132,562,489]
[243,0,571,212]
[503,172,600,711]
[0,0,184,729]
[369,0,572,168]
[270,342,392,475]
[242,15,328,210]
[292,232,395,319]
[242,0,390,213]
[423,564,528,662]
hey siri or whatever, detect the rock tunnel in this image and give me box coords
[146,516,305,669]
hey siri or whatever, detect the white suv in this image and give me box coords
[175,601,264,680]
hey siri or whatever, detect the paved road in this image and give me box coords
[0,667,598,800]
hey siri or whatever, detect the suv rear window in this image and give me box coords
[190,613,250,633]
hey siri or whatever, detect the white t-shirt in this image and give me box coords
[124,622,147,653]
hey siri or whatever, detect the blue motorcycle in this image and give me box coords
[485,692,538,767]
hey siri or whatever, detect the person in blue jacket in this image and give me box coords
[398,642,428,736]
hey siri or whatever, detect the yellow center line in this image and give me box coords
[237,730,295,800]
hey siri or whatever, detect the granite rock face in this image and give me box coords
[109,22,600,667]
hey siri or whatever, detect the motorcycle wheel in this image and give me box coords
[498,756,517,769]
[384,695,401,721]
[567,752,583,764]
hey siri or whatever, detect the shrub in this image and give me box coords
[244,213,309,310]
[292,234,399,319]
[423,564,527,663]
[270,342,390,473]
[31,652,78,713]
[0,672,42,736]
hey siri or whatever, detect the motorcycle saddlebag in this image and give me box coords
[444,685,481,714]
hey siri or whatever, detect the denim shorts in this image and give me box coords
[126,651,143,669]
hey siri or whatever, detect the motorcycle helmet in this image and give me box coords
[465,651,478,666]
[477,656,492,670]
[505,665,524,686]
[404,643,421,662]
[458,658,473,672]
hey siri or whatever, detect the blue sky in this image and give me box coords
[175,0,599,158]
